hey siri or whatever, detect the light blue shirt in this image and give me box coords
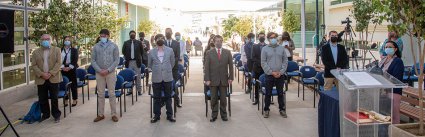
[330,43,338,65]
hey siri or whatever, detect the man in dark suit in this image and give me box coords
[204,35,234,122]
[61,36,79,107]
[251,32,266,105]
[244,33,255,94]
[165,28,182,107]
[122,30,146,95]
[139,32,150,66]
[321,30,349,90]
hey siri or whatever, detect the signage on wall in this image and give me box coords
[0,10,14,53]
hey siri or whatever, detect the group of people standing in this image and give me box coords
[32,27,189,123]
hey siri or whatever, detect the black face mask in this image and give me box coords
[330,36,338,43]
[139,37,144,40]
[130,35,135,39]
[156,39,164,46]
[259,37,265,42]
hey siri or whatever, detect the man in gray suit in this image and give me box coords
[165,28,182,108]
[149,34,176,123]
[204,35,233,122]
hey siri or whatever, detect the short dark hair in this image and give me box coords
[267,32,277,39]
[258,32,265,37]
[129,30,136,35]
[329,30,338,36]
[99,29,110,35]
[213,35,223,42]
[282,31,292,41]
[247,33,255,39]
[139,32,145,37]
[154,34,164,41]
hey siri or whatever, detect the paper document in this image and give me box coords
[343,72,382,86]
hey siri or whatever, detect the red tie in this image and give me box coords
[217,49,221,60]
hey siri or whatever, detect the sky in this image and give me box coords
[124,0,281,12]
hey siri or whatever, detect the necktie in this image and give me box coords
[217,49,221,60]
[168,40,171,47]
[63,49,69,65]
[131,40,135,59]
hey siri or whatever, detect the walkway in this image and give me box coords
[1,56,318,137]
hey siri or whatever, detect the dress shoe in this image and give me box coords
[167,117,176,122]
[151,117,160,123]
[93,115,105,122]
[252,101,258,105]
[138,92,143,96]
[54,117,60,123]
[71,100,78,107]
[177,104,182,108]
[222,118,228,121]
[126,92,133,96]
[111,115,119,122]
[210,117,217,122]
[39,116,50,122]
[64,100,69,107]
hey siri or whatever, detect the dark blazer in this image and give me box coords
[122,39,146,68]
[384,57,404,95]
[165,39,181,79]
[252,43,266,74]
[61,47,79,69]
[321,43,349,78]
[204,48,234,87]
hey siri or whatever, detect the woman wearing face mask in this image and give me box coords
[60,36,79,107]
[203,35,216,65]
[378,41,404,124]
[379,31,404,58]
[280,32,295,61]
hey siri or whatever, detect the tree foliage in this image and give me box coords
[137,20,156,35]
[280,10,300,34]
[222,16,239,40]
[233,17,253,38]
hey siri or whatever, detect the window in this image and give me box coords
[3,50,25,67]
[331,0,353,5]
[2,68,26,89]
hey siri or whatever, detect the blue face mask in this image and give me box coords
[270,38,278,45]
[64,41,71,46]
[385,48,395,56]
[100,37,108,43]
[175,36,181,41]
[41,40,50,48]
[245,39,250,44]
[251,39,255,43]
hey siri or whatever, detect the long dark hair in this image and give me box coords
[62,36,72,48]
[385,41,401,58]
[282,31,292,41]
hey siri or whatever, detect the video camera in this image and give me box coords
[341,17,352,24]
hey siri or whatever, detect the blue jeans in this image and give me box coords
[153,81,173,118]
[264,75,285,111]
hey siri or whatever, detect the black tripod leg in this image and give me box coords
[0,106,19,137]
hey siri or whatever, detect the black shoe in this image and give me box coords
[150,117,160,123]
[222,118,228,121]
[126,92,132,96]
[39,116,50,122]
[54,117,60,123]
[167,117,176,122]
[252,101,258,105]
[177,104,182,108]
[138,92,143,96]
[210,117,217,122]
[246,88,252,94]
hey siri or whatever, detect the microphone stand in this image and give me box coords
[366,44,383,75]
[0,105,19,137]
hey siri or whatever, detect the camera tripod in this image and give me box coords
[342,17,359,70]
[0,106,19,137]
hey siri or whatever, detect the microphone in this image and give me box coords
[366,43,383,75]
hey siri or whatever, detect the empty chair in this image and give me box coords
[85,65,96,101]
[118,69,137,105]
[285,61,301,91]
[76,68,88,104]
[298,66,319,108]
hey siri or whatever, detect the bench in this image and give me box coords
[400,87,425,121]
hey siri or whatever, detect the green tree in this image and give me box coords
[222,16,239,40]
[233,17,253,38]
[280,10,300,34]
[137,20,156,35]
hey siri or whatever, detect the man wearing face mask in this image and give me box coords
[32,34,63,123]
[321,31,349,91]
[164,28,182,107]
[92,29,120,122]
[244,33,255,94]
[175,32,186,64]
[204,35,233,122]
[123,30,145,95]
[149,34,176,123]
[251,32,266,105]
[261,32,288,118]
[61,36,79,107]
